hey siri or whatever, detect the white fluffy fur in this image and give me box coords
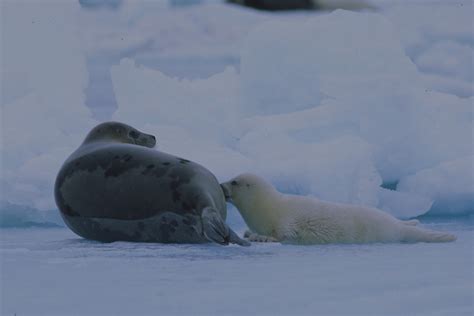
[221,174,456,244]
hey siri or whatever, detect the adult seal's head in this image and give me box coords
[82,121,156,148]
[55,121,248,246]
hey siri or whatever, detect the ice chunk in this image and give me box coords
[1,1,87,105]
[112,59,240,143]
[0,201,63,228]
[1,1,97,210]
[377,188,432,219]
[109,9,472,220]
[398,156,474,216]
[111,58,382,208]
[240,10,418,116]
[238,132,382,207]
[383,2,474,97]
[240,19,323,116]
[415,41,473,83]
[239,10,472,182]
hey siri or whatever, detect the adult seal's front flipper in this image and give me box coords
[201,207,250,246]
[228,228,251,246]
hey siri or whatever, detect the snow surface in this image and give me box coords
[1,219,473,316]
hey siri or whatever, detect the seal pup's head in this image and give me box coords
[221,173,280,235]
[221,173,278,213]
[83,121,156,148]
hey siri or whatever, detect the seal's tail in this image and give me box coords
[201,207,250,246]
[401,226,457,243]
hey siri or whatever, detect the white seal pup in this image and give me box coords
[221,173,456,244]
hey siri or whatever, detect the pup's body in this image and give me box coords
[221,174,456,244]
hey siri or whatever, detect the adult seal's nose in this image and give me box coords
[141,133,156,148]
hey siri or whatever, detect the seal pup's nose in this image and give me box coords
[220,183,231,201]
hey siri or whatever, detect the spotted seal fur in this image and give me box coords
[55,121,248,246]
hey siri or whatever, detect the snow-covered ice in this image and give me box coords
[1,218,472,315]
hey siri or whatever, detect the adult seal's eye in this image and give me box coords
[231,181,238,186]
[129,130,139,139]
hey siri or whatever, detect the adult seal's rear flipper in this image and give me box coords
[202,207,250,246]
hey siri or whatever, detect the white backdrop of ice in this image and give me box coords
[398,156,474,216]
[1,2,472,219]
[1,1,97,210]
[240,11,472,216]
[112,10,473,218]
[112,59,388,214]
[381,2,474,98]
[239,11,417,116]
[240,20,323,116]
[79,1,267,59]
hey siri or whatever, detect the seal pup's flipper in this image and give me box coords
[202,207,250,246]
[401,219,420,226]
[401,226,456,243]
[244,230,278,242]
